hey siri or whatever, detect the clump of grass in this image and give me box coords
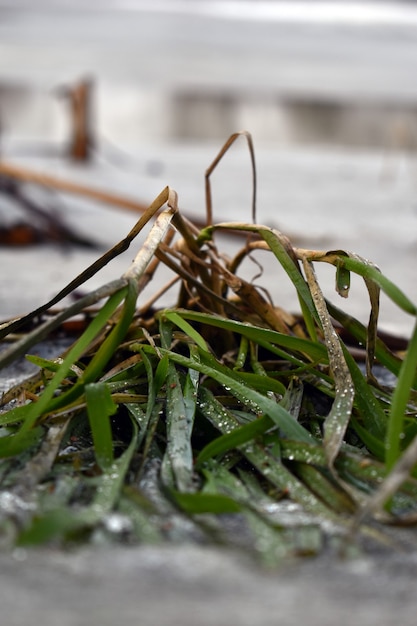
[1,132,417,563]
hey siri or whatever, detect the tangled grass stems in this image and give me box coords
[1,132,417,561]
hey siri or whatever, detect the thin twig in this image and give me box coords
[0,161,149,215]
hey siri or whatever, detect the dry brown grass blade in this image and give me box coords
[205,130,257,226]
[154,241,240,317]
[0,187,178,373]
[123,188,178,282]
[0,160,241,235]
[172,211,223,311]
[219,268,293,334]
[165,212,291,330]
[0,187,172,340]
[0,160,150,215]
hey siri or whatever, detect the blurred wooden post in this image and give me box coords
[59,77,94,162]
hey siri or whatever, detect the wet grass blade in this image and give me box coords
[18,418,139,545]
[88,419,139,519]
[385,320,417,470]
[161,361,195,492]
[303,259,354,467]
[3,133,417,556]
[326,300,403,379]
[197,386,336,519]
[196,414,274,465]
[0,286,128,455]
[293,463,356,514]
[143,344,314,444]
[315,252,417,316]
[85,382,117,470]
[342,346,387,439]
[171,491,241,514]
[0,425,44,457]
[166,310,327,362]
[164,311,209,351]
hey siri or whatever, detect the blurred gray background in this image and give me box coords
[2,0,417,146]
[1,1,417,335]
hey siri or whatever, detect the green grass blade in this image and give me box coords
[80,417,139,526]
[126,348,159,451]
[145,345,313,443]
[163,310,209,351]
[138,348,157,423]
[0,287,128,456]
[293,463,356,514]
[197,387,335,519]
[168,309,327,362]
[0,426,44,457]
[335,261,350,298]
[386,321,417,469]
[303,259,354,467]
[183,345,200,423]
[204,223,318,323]
[80,279,138,384]
[234,335,249,369]
[24,355,62,374]
[85,382,117,470]
[19,417,139,544]
[196,414,274,465]
[259,228,319,324]
[351,418,386,460]
[172,491,241,514]
[236,372,286,396]
[339,255,417,316]
[118,491,162,543]
[17,509,80,546]
[342,346,387,439]
[154,353,169,396]
[280,376,304,419]
[326,299,404,379]
[161,362,195,492]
